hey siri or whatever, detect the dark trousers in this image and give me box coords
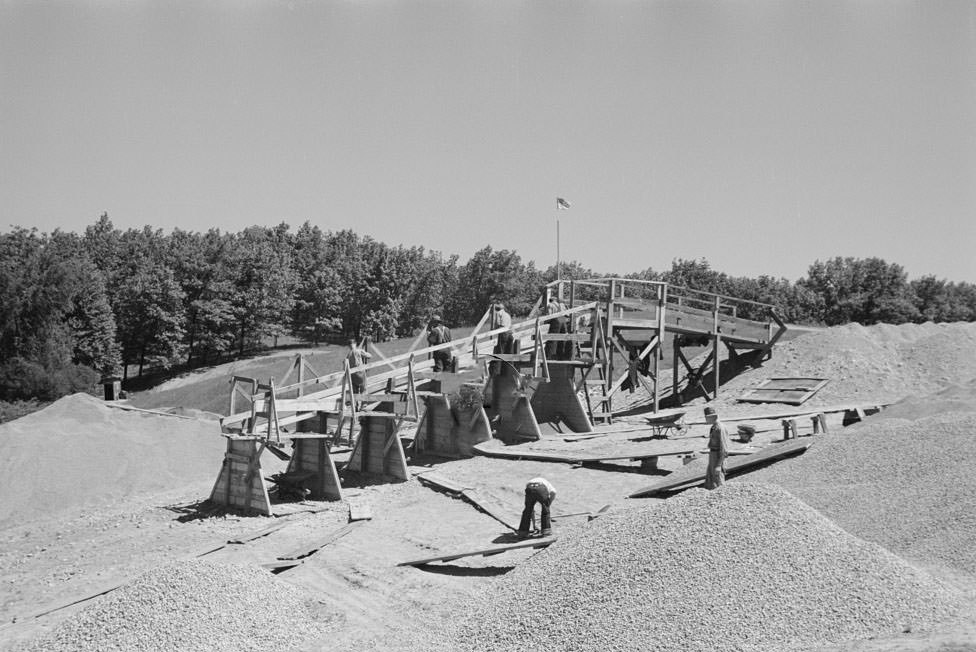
[518,483,553,533]
[351,372,366,394]
[432,349,452,372]
[494,330,514,354]
[546,317,570,360]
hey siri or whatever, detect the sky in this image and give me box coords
[2,0,974,283]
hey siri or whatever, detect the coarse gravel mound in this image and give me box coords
[451,483,963,652]
[0,393,225,528]
[748,380,976,576]
[17,558,337,652]
[690,322,976,417]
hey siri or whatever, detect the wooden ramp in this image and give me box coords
[398,537,557,567]
[629,438,812,498]
[473,435,697,465]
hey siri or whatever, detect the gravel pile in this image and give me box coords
[0,393,225,528]
[717,322,976,412]
[19,558,336,652]
[450,483,963,652]
[749,381,976,576]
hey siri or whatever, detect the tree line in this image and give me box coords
[2,213,975,401]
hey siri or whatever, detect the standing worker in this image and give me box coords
[546,297,569,359]
[491,300,514,354]
[345,337,372,395]
[517,476,556,539]
[704,406,731,489]
[427,315,453,372]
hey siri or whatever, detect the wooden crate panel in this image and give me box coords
[738,378,829,406]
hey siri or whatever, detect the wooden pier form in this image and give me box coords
[490,362,542,442]
[529,363,592,433]
[415,394,492,458]
[285,435,343,501]
[209,436,273,516]
[346,413,410,481]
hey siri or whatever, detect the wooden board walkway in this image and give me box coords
[473,436,697,465]
[629,438,813,498]
[398,537,557,567]
[415,472,521,531]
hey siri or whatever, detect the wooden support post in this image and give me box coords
[781,419,798,440]
[673,334,680,401]
[811,413,828,434]
[654,284,666,413]
[606,279,616,400]
[712,296,721,400]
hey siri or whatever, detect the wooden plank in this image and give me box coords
[416,473,520,530]
[738,378,830,405]
[227,521,290,544]
[277,521,364,561]
[472,442,696,464]
[397,537,557,567]
[348,497,373,521]
[460,488,520,531]
[693,403,887,424]
[416,472,468,494]
[629,438,813,498]
[260,559,304,571]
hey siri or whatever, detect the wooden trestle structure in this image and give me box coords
[533,277,788,415]
[209,278,786,514]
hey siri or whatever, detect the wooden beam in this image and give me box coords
[398,537,556,567]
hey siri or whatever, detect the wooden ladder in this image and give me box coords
[582,310,613,424]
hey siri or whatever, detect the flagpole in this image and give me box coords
[556,214,561,281]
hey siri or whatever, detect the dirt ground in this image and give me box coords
[2,322,976,651]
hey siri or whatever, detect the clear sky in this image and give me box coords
[2,0,974,282]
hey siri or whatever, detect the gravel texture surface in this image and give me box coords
[624,322,976,420]
[749,379,976,577]
[17,558,337,652]
[450,483,964,652]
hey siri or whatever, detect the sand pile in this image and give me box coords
[749,377,976,575]
[0,393,225,528]
[719,322,976,410]
[18,558,336,652]
[452,483,963,652]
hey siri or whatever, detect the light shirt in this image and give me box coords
[493,309,512,330]
[346,346,371,368]
[527,477,556,498]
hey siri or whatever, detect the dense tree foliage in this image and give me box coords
[2,216,975,402]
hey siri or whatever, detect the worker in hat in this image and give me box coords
[704,407,731,490]
[426,315,453,372]
[491,300,514,354]
[546,297,570,360]
[517,476,556,539]
[345,337,372,395]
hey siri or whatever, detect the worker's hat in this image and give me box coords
[704,406,717,416]
[431,314,441,322]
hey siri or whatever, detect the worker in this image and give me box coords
[546,297,569,359]
[491,300,514,354]
[427,315,453,372]
[517,476,556,539]
[345,337,372,395]
[704,406,731,489]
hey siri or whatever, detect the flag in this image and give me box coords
[556,197,571,210]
